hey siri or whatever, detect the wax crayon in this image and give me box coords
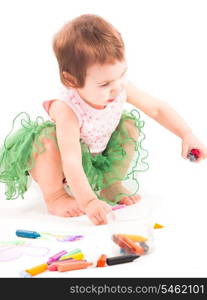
[16,229,41,239]
[106,254,139,266]
[112,234,144,255]
[96,254,107,267]
[118,234,148,242]
[112,234,134,254]
[139,242,149,253]
[25,263,48,276]
[112,204,126,211]
[48,259,86,271]
[48,265,59,272]
[59,249,83,261]
[60,252,84,261]
[47,250,67,264]
[121,236,145,255]
[58,261,93,272]
[153,223,164,229]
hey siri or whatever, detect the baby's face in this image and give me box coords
[76,60,127,109]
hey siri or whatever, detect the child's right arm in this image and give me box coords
[49,100,112,224]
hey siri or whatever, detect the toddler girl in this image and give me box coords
[0,14,207,225]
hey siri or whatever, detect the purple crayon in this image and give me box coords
[47,250,67,264]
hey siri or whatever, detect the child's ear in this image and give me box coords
[62,71,78,88]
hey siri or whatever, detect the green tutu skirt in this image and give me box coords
[0,109,149,205]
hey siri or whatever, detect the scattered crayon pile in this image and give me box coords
[20,248,91,277]
[18,231,151,277]
[95,233,149,268]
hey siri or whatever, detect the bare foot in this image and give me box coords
[45,188,85,217]
[100,182,141,205]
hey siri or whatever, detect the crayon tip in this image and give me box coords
[153,223,164,229]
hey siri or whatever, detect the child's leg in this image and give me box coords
[29,135,84,217]
[100,119,141,205]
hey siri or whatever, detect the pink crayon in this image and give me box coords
[112,204,126,211]
[47,250,67,264]
[48,259,87,271]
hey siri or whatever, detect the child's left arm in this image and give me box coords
[125,81,207,161]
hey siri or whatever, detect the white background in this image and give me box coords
[0,0,207,278]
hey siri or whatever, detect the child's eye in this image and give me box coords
[100,82,109,87]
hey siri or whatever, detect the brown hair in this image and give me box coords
[53,14,125,88]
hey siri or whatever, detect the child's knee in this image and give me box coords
[32,135,59,161]
[41,138,59,155]
[33,126,58,155]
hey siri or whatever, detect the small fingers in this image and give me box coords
[64,211,72,217]
[90,215,102,225]
[98,211,108,225]
[119,197,133,205]
[73,208,85,216]
[90,210,108,225]
[132,195,141,203]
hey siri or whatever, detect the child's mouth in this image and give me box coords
[107,98,115,103]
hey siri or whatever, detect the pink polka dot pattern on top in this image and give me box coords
[43,87,127,154]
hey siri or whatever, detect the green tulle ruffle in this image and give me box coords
[0,109,149,204]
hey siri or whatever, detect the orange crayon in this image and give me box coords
[120,236,145,255]
[112,234,134,253]
[58,261,92,272]
[96,254,107,267]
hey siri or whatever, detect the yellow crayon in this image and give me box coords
[118,234,148,242]
[59,252,84,261]
[25,263,48,276]
[153,223,164,229]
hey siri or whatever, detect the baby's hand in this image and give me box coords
[84,198,112,225]
[181,133,207,162]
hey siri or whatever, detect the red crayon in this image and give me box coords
[48,259,86,271]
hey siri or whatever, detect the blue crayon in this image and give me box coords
[16,229,41,239]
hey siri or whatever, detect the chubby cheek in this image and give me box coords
[92,88,110,102]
